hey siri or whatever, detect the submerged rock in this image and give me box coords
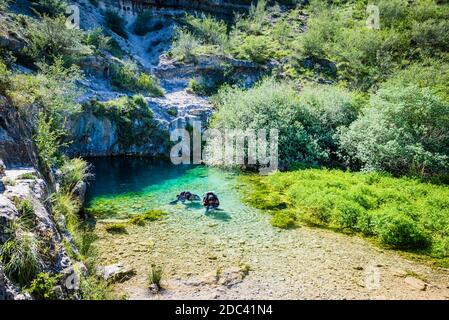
[404,276,427,291]
[97,263,136,283]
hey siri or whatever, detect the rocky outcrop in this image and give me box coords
[0,13,26,55]
[0,168,83,300]
[155,54,267,89]
[97,263,136,283]
[108,0,251,16]
[0,96,36,168]
[64,107,170,157]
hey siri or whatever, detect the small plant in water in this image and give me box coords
[128,209,167,226]
[104,223,127,234]
[148,264,163,293]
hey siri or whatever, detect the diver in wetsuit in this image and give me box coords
[174,191,201,203]
[203,192,220,211]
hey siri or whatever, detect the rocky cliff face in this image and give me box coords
[0,97,36,168]
[106,0,250,16]
[0,167,85,300]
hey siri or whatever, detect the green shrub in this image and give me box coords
[80,275,115,300]
[17,173,36,180]
[184,14,228,48]
[34,114,65,172]
[333,200,365,230]
[7,57,82,114]
[52,192,80,232]
[209,78,357,167]
[375,212,430,249]
[13,198,35,226]
[0,59,11,94]
[29,0,67,17]
[167,108,178,117]
[87,95,158,148]
[148,264,163,288]
[105,223,127,234]
[188,78,209,95]
[111,61,163,96]
[338,86,449,177]
[170,29,199,61]
[235,0,267,35]
[84,28,124,58]
[0,226,43,287]
[104,9,127,39]
[270,210,296,229]
[232,35,274,64]
[27,272,61,300]
[381,60,449,101]
[74,231,97,259]
[23,15,91,66]
[136,73,164,97]
[59,158,90,194]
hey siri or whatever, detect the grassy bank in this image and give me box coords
[239,169,449,265]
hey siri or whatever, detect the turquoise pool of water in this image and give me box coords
[85,157,248,221]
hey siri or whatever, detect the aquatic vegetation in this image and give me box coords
[86,192,156,218]
[241,169,449,258]
[148,264,163,290]
[104,223,127,234]
[128,210,167,226]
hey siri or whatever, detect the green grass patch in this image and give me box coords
[104,223,127,234]
[128,209,167,225]
[17,173,36,180]
[240,169,449,262]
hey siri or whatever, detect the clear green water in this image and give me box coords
[85,157,248,221]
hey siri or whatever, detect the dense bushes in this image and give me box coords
[27,272,61,300]
[84,28,124,58]
[338,86,449,177]
[34,114,65,172]
[294,0,449,91]
[184,13,228,47]
[23,15,91,66]
[0,217,43,287]
[29,0,67,17]
[242,169,449,257]
[86,95,159,148]
[170,30,200,61]
[170,3,298,64]
[210,78,357,167]
[110,61,164,96]
[104,9,127,39]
